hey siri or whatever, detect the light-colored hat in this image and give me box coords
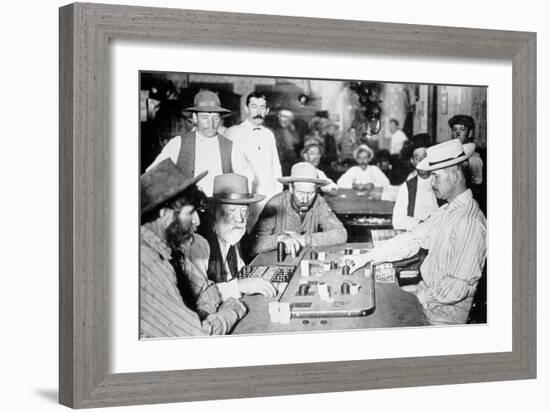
[416,139,475,171]
[141,159,207,215]
[183,90,231,114]
[278,109,294,119]
[300,137,324,157]
[353,144,374,161]
[210,173,265,205]
[277,162,329,186]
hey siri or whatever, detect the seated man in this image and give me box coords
[337,144,390,190]
[300,138,338,195]
[140,160,246,338]
[392,134,439,231]
[188,173,277,299]
[346,139,487,325]
[250,162,347,256]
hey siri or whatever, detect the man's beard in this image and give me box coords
[165,216,195,252]
[215,221,246,246]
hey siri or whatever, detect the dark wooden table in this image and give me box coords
[324,188,395,216]
[232,243,429,335]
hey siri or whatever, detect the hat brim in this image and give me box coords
[278,177,330,186]
[209,194,266,205]
[141,169,208,215]
[416,143,476,172]
[183,105,231,114]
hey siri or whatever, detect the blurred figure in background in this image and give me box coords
[300,138,338,195]
[392,134,439,231]
[388,118,408,156]
[273,109,300,176]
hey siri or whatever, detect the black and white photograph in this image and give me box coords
[139,72,487,338]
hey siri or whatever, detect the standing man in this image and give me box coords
[392,134,439,231]
[273,109,300,176]
[188,173,277,299]
[146,90,252,196]
[225,92,283,230]
[346,139,486,325]
[251,162,347,256]
[388,118,408,156]
[448,114,486,213]
[140,160,247,338]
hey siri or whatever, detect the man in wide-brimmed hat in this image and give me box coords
[146,90,252,196]
[188,174,277,299]
[250,162,347,256]
[346,139,487,325]
[336,144,390,190]
[140,160,247,338]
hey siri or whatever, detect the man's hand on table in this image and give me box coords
[238,278,277,298]
[342,252,374,274]
[277,231,306,257]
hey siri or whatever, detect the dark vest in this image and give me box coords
[406,175,445,217]
[175,132,233,177]
[204,229,239,283]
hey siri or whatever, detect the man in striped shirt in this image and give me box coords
[347,139,487,325]
[140,160,247,338]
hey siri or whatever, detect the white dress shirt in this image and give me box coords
[336,165,390,189]
[390,129,408,155]
[145,132,253,195]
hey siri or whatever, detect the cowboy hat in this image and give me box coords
[277,162,329,186]
[141,159,208,215]
[353,144,374,161]
[183,90,231,114]
[416,139,475,172]
[210,173,265,205]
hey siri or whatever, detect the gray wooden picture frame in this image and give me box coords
[59,2,536,408]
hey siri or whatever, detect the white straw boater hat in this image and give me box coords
[278,162,329,186]
[353,144,374,161]
[416,138,476,172]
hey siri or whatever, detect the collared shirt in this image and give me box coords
[225,119,283,198]
[251,190,348,254]
[186,233,243,301]
[140,222,245,338]
[369,189,486,324]
[392,172,439,231]
[336,165,390,189]
[145,132,253,195]
[390,129,408,155]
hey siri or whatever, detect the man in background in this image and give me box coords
[301,138,338,195]
[273,109,301,176]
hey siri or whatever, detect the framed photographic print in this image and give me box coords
[59,2,536,408]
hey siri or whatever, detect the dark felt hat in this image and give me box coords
[448,114,475,130]
[141,159,207,216]
[210,174,265,205]
[183,90,231,114]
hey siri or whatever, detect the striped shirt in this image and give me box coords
[370,189,486,324]
[140,222,246,338]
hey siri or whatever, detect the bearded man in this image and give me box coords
[188,173,277,299]
[140,160,247,338]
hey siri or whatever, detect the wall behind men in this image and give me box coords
[0,1,546,412]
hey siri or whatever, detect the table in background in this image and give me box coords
[232,243,428,335]
[324,189,395,242]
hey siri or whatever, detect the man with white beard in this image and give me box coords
[188,173,277,300]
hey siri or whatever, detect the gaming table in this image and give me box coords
[231,242,429,335]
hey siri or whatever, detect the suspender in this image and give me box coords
[406,176,418,218]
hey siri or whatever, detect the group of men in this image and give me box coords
[140,89,487,338]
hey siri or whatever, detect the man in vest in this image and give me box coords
[146,90,252,196]
[392,134,440,231]
[187,174,277,299]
